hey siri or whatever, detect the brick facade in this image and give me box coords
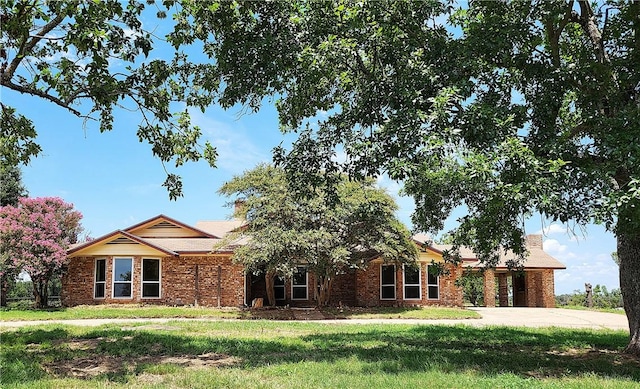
[62,216,561,309]
[62,255,244,307]
[354,261,463,307]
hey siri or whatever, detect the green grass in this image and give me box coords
[560,305,627,315]
[1,321,638,388]
[0,304,480,321]
[324,305,480,319]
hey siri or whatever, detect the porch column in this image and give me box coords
[498,273,509,307]
[483,269,496,307]
[541,269,556,308]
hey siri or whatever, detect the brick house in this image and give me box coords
[62,215,564,308]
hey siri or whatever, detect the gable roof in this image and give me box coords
[125,214,220,238]
[68,215,223,257]
[68,230,179,257]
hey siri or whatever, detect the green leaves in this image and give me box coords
[0,0,219,199]
[218,164,418,303]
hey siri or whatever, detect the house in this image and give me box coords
[61,215,565,308]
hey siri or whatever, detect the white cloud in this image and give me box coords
[536,223,568,235]
[190,109,270,174]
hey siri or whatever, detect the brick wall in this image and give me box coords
[61,254,244,307]
[352,262,463,307]
[483,269,496,307]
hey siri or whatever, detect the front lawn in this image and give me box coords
[1,321,638,388]
[0,304,480,321]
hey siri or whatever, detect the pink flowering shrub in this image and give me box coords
[0,197,82,307]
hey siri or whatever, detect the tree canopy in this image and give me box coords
[218,164,418,306]
[0,165,28,206]
[174,0,640,355]
[0,0,217,198]
[0,197,83,307]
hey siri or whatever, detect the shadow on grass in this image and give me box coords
[1,324,638,385]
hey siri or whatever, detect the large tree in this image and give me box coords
[0,197,83,307]
[0,0,217,199]
[218,164,418,307]
[0,165,27,207]
[173,0,640,354]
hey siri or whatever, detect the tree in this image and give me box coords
[0,165,28,207]
[218,164,418,307]
[0,0,217,199]
[455,269,484,307]
[0,197,83,307]
[173,0,640,355]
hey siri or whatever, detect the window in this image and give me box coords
[113,258,133,298]
[403,264,421,300]
[427,265,439,300]
[292,266,308,300]
[274,275,286,301]
[94,259,106,299]
[380,264,396,300]
[142,258,161,298]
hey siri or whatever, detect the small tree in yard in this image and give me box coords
[218,164,418,307]
[0,197,82,308]
[456,270,484,307]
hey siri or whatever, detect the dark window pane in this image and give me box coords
[292,286,307,299]
[428,286,439,300]
[114,259,132,281]
[381,265,395,285]
[114,283,131,298]
[381,285,395,299]
[95,260,106,282]
[142,283,160,298]
[405,285,420,299]
[274,276,285,286]
[274,286,285,300]
[293,267,306,286]
[94,283,105,298]
[404,266,420,284]
[143,259,160,281]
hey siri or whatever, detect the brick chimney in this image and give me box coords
[525,234,543,249]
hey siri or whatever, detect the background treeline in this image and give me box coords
[555,285,623,309]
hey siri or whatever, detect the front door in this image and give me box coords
[513,273,527,307]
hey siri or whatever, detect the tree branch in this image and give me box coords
[2,12,66,82]
[2,80,82,117]
[577,0,610,65]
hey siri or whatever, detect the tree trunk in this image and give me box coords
[317,274,333,307]
[265,269,276,307]
[0,275,8,307]
[33,279,48,309]
[618,229,640,356]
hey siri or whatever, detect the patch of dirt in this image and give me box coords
[44,338,240,380]
[241,307,338,320]
[548,347,640,363]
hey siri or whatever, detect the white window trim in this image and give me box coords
[141,258,162,299]
[274,275,286,301]
[380,264,396,300]
[403,264,422,300]
[94,258,106,300]
[291,266,308,300]
[427,264,440,300]
[112,257,133,299]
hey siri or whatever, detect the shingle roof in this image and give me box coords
[195,219,245,238]
[411,234,565,270]
[143,238,221,253]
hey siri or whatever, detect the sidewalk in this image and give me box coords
[0,308,629,330]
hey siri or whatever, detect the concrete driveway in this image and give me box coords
[0,308,629,330]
